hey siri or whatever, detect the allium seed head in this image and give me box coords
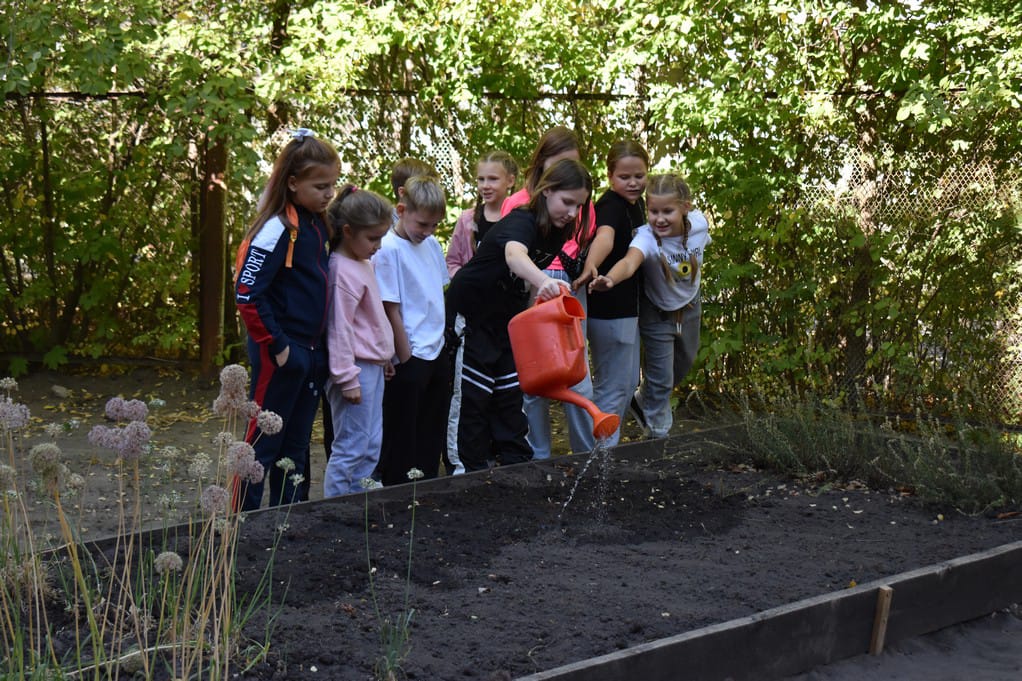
[407,468,425,481]
[0,397,30,431]
[153,551,184,575]
[118,420,153,461]
[105,397,149,422]
[226,441,256,476]
[0,464,16,491]
[0,377,17,392]
[219,364,249,396]
[275,457,296,473]
[29,443,62,475]
[242,400,262,420]
[211,395,231,417]
[257,410,283,435]
[30,446,67,492]
[200,485,229,515]
[88,424,117,449]
[243,460,264,484]
[105,397,125,419]
[188,453,212,479]
[65,472,86,495]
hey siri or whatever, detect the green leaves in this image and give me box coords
[0,0,1018,416]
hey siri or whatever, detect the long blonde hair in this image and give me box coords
[646,174,696,283]
[473,150,518,225]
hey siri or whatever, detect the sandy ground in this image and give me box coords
[787,606,1022,680]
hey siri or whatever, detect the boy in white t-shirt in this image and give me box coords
[372,175,451,485]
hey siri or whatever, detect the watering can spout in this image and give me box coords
[545,388,621,440]
[508,292,621,441]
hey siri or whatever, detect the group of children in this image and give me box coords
[233,126,710,510]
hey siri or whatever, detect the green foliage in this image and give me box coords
[1,0,1020,417]
[732,391,1022,513]
[41,346,67,370]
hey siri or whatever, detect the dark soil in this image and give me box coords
[14,369,1020,680]
[207,430,1019,680]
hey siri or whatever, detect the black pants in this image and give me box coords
[452,319,532,472]
[378,353,451,486]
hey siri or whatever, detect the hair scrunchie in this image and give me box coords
[291,127,316,141]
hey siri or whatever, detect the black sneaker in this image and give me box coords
[628,395,648,431]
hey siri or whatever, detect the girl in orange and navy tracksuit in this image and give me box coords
[235,129,339,511]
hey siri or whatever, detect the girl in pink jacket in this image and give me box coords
[323,186,396,496]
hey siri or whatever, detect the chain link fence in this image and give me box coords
[799,145,1022,422]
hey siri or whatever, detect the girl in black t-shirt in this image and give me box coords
[576,140,650,444]
[446,159,593,471]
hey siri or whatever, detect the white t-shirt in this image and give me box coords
[630,210,710,310]
[372,230,449,361]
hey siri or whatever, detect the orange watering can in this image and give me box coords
[507,292,620,440]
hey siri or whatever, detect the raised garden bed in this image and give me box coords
[183,428,1019,680]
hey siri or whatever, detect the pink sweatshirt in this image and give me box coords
[445,207,476,278]
[326,252,395,391]
[500,188,596,271]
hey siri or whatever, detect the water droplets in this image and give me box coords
[558,437,613,525]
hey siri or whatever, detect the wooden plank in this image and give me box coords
[519,540,1022,681]
[520,587,880,681]
[877,540,1022,644]
[869,585,894,654]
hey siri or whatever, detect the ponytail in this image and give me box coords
[326,185,393,252]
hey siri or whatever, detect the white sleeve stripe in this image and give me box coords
[251,216,288,252]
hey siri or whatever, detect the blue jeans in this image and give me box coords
[323,361,384,497]
[588,316,640,446]
[522,269,596,458]
[635,294,701,439]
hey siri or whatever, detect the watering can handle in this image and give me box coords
[533,284,570,306]
[538,290,584,351]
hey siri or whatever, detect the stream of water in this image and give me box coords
[558,437,612,524]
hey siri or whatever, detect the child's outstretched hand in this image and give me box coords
[342,387,362,404]
[588,274,615,293]
[535,277,570,302]
[571,264,598,292]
